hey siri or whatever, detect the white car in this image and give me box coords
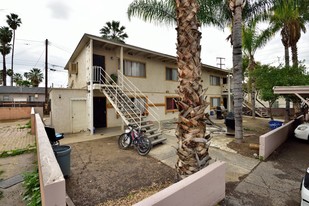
[301,167,309,206]
[295,124,309,140]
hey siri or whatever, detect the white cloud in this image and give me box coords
[46,1,71,20]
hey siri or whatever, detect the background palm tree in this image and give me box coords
[174,0,210,180]
[27,68,43,87]
[0,26,12,86]
[266,0,308,68]
[242,19,273,118]
[6,13,22,86]
[13,72,22,85]
[99,21,128,43]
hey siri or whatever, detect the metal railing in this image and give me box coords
[118,70,160,129]
[93,66,142,127]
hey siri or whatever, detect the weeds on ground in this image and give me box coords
[23,168,41,206]
[98,181,172,206]
[18,120,31,129]
[0,145,36,158]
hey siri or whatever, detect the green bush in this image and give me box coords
[23,169,41,206]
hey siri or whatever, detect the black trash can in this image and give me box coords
[216,106,223,119]
[53,145,71,178]
[225,112,235,135]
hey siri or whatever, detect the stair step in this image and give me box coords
[150,136,166,145]
[147,131,162,139]
[140,123,154,129]
[144,128,157,134]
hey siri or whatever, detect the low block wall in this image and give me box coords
[259,116,304,160]
[34,113,66,206]
[134,161,226,206]
[0,107,43,120]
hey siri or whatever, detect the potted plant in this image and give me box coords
[110,73,118,84]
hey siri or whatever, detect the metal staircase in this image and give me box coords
[93,66,166,145]
[243,93,269,118]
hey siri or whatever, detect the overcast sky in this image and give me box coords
[1,0,308,87]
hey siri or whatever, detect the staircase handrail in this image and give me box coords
[93,66,142,127]
[118,70,160,129]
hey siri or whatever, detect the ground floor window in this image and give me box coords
[211,97,221,108]
[166,97,179,113]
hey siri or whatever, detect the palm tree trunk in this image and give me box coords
[291,44,298,67]
[10,30,15,86]
[2,49,6,86]
[284,45,289,67]
[232,4,243,142]
[175,0,210,180]
[249,56,256,119]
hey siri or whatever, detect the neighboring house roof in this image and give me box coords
[65,33,231,75]
[0,86,46,94]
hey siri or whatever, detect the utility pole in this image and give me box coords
[216,57,225,69]
[45,39,48,113]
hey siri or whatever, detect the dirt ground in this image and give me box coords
[227,116,272,157]
[66,137,175,206]
[66,116,274,205]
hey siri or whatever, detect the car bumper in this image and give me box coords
[301,181,309,206]
[295,131,308,140]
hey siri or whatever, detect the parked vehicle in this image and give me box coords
[294,123,309,141]
[45,126,64,145]
[301,167,309,206]
[118,124,152,156]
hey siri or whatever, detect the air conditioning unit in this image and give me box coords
[69,62,78,74]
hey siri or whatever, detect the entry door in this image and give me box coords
[93,97,106,128]
[72,99,87,133]
[93,54,105,83]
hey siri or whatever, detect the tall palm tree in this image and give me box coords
[175,0,210,180]
[242,19,273,118]
[228,0,246,142]
[128,0,225,28]
[267,0,308,67]
[99,21,128,43]
[6,13,22,86]
[27,68,43,87]
[0,26,12,86]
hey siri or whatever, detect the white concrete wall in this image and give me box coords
[134,161,226,206]
[50,88,87,133]
[259,115,304,160]
[34,113,66,206]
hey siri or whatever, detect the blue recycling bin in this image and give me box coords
[268,120,283,130]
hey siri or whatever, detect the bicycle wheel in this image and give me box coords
[137,137,152,156]
[118,133,131,149]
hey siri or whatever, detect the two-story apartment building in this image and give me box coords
[50,34,232,140]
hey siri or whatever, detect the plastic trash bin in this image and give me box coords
[53,145,71,178]
[225,112,235,135]
[216,106,223,119]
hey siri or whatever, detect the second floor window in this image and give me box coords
[210,75,220,86]
[124,60,146,77]
[166,67,178,81]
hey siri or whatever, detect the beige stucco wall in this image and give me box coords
[66,39,230,129]
[50,88,87,133]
